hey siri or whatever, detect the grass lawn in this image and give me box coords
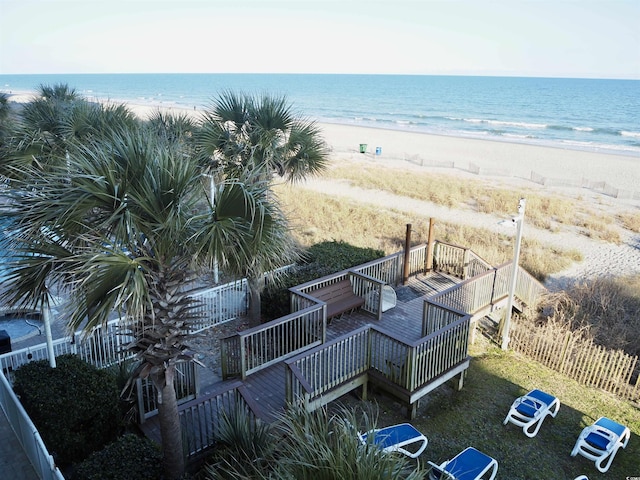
[333,337,640,479]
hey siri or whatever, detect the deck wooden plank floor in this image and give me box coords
[142,272,459,436]
[217,272,457,420]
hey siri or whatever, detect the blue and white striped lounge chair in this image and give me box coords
[358,422,428,458]
[428,447,498,480]
[503,389,560,438]
[571,416,630,473]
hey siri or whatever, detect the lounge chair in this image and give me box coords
[503,388,560,437]
[358,422,428,458]
[570,416,630,473]
[428,447,498,480]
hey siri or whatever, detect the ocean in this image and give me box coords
[1,73,639,157]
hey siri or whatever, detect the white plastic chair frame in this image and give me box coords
[503,389,560,438]
[570,417,630,473]
[358,422,428,459]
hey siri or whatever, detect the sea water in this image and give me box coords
[1,73,639,156]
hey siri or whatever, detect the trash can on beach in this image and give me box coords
[359,143,367,154]
[375,146,382,155]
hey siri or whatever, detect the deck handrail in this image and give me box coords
[284,317,470,410]
[433,241,493,279]
[176,380,261,458]
[290,270,386,320]
[220,303,326,380]
[284,326,371,409]
[426,261,545,320]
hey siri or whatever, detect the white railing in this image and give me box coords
[0,276,250,478]
[189,280,249,333]
[179,381,262,458]
[0,371,64,480]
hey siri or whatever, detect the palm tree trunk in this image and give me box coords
[248,275,264,327]
[155,366,185,480]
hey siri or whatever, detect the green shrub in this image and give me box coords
[261,241,384,321]
[13,354,120,466]
[203,406,274,479]
[202,404,424,480]
[305,240,385,271]
[72,433,162,480]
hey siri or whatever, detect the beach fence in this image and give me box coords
[510,318,640,402]
[395,151,640,201]
[530,172,640,200]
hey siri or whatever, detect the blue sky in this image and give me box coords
[1,0,638,79]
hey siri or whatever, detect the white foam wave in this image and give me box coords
[462,118,547,129]
[502,133,535,139]
[620,131,640,138]
[561,139,640,154]
[573,126,593,132]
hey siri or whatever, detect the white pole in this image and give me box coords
[42,303,56,368]
[208,174,220,284]
[501,198,526,351]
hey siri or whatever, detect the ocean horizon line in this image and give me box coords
[2,73,639,158]
[2,72,640,81]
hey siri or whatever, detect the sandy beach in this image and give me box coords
[6,94,640,288]
[306,122,640,289]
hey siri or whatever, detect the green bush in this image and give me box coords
[202,404,424,479]
[203,406,274,479]
[305,240,385,271]
[73,434,162,480]
[13,354,120,466]
[261,241,385,321]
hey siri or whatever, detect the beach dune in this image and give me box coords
[318,122,640,196]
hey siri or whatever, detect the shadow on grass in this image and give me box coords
[332,347,639,480]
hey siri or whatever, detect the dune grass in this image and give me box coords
[332,338,640,480]
[266,163,640,478]
[274,185,581,281]
[319,163,628,243]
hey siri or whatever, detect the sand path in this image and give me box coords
[297,175,640,290]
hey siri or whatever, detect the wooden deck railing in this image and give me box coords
[285,326,371,412]
[291,270,386,320]
[136,361,199,423]
[425,262,545,324]
[220,304,326,379]
[221,241,492,385]
[177,380,262,458]
[433,241,493,279]
[284,316,470,418]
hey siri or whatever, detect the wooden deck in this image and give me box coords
[141,272,458,442]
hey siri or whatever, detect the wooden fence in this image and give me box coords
[510,319,640,402]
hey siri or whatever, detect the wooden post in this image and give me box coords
[425,217,435,272]
[402,224,412,285]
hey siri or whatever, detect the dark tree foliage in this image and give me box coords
[12,354,120,466]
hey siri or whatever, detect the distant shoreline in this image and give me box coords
[5,89,640,197]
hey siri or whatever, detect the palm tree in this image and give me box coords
[0,84,138,180]
[196,91,328,181]
[195,91,329,323]
[0,122,297,479]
